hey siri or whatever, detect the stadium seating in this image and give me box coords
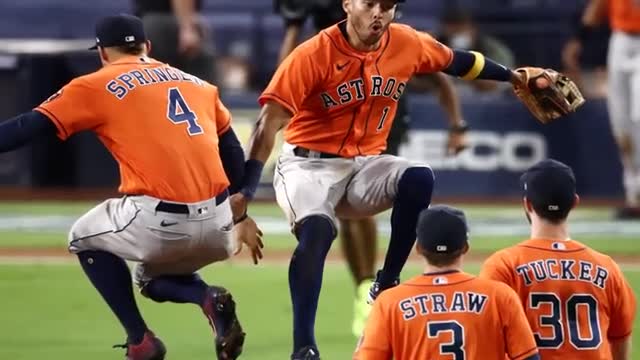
[0,0,590,74]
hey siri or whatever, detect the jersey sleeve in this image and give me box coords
[34,77,99,141]
[479,251,514,286]
[416,30,454,74]
[607,261,637,340]
[259,42,320,115]
[214,90,232,135]
[352,298,392,360]
[499,284,539,360]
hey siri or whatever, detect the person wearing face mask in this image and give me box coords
[439,7,516,93]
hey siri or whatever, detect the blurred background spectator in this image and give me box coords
[437,6,516,96]
[133,0,217,83]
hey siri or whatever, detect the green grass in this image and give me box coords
[2,231,639,259]
[0,262,638,359]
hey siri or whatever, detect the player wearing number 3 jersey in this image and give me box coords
[481,159,637,360]
[354,205,540,360]
[0,14,264,360]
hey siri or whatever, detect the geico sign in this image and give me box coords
[400,131,547,171]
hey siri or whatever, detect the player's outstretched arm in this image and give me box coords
[0,111,57,153]
[443,49,517,84]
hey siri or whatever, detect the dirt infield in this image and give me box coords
[0,246,638,266]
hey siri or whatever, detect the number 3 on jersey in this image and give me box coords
[167,88,203,136]
[428,321,465,359]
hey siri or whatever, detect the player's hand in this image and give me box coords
[446,130,468,156]
[230,193,249,221]
[562,39,582,73]
[232,215,264,265]
[178,24,202,57]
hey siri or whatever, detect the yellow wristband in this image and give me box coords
[461,51,485,80]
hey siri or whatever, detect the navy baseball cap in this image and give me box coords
[417,205,469,254]
[89,14,147,50]
[520,159,576,215]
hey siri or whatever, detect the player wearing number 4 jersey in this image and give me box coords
[354,205,540,360]
[0,15,264,360]
[481,159,637,360]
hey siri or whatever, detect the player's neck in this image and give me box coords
[345,21,381,52]
[423,261,463,275]
[530,219,570,241]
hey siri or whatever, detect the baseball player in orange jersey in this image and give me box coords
[480,159,637,360]
[273,0,467,338]
[563,0,640,218]
[354,205,540,360]
[0,15,264,360]
[233,0,552,358]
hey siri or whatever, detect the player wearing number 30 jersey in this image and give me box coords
[354,205,540,360]
[481,159,637,360]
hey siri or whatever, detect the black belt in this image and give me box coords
[155,189,229,214]
[293,146,342,159]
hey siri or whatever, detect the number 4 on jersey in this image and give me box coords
[167,88,203,136]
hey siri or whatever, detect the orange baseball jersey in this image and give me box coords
[259,22,453,157]
[609,0,640,33]
[480,238,637,360]
[35,56,231,203]
[353,271,539,360]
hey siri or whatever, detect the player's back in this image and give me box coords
[354,271,538,360]
[481,238,637,360]
[37,56,231,203]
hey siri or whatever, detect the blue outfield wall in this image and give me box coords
[398,97,623,199]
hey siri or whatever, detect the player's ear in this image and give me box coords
[342,0,351,14]
[98,47,109,63]
[144,40,152,55]
[522,196,528,211]
[461,242,469,255]
[572,194,580,209]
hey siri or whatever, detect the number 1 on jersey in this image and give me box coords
[376,106,390,132]
[167,88,203,136]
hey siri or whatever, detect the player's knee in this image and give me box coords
[397,166,435,205]
[294,215,336,256]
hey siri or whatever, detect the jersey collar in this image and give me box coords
[109,55,162,66]
[330,20,391,59]
[404,271,475,286]
[518,238,586,251]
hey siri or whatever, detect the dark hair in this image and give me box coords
[113,42,146,55]
[420,248,466,267]
[531,201,572,224]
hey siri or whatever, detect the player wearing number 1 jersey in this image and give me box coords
[480,159,637,360]
[0,15,264,360]
[236,0,551,358]
[354,205,540,360]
